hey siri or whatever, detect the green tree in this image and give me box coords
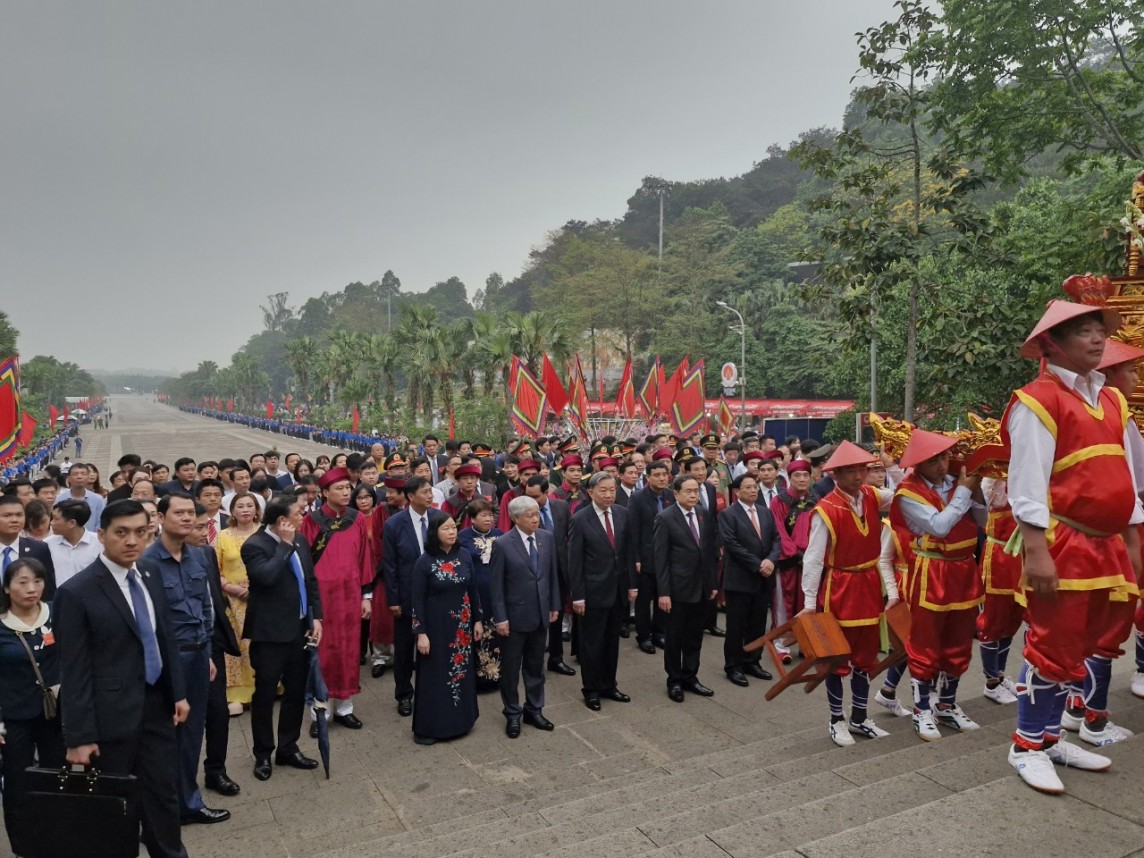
[0,311,18,357]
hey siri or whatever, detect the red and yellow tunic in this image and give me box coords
[890,474,983,612]
[814,485,884,627]
[980,504,1019,596]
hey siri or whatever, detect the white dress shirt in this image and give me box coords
[44,531,102,586]
[101,553,157,630]
[896,475,987,538]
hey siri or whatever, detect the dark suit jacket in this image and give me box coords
[541,497,570,586]
[628,486,667,574]
[240,529,323,642]
[381,508,431,615]
[718,503,782,594]
[157,479,199,498]
[696,483,719,521]
[614,486,636,508]
[568,504,636,608]
[200,546,239,657]
[55,558,186,747]
[11,537,56,601]
[653,504,718,604]
[489,528,560,633]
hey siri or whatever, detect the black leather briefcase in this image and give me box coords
[23,765,140,858]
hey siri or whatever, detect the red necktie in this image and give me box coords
[207,518,217,543]
[603,508,615,548]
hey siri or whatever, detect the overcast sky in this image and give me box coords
[2,0,897,374]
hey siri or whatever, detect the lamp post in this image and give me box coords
[716,301,747,431]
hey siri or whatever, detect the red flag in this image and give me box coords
[716,396,735,435]
[265,400,275,419]
[284,393,292,411]
[17,411,37,447]
[510,361,549,438]
[660,357,689,418]
[351,403,360,434]
[566,356,590,437]
[615,357,635,418]
[637,357,662,416]
[49,404,59,427]
[542,354,569,414]
[669,360,706,436]
[63,403,71,423]
[226,398,234,413]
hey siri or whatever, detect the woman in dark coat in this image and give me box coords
[0,558,65,857]
[411,514,484,744]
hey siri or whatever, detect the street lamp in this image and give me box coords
[715,301,747,431]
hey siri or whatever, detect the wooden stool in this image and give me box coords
[871,601,911,679]
[745,612,852,702]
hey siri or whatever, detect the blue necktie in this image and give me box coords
[289,549,308,619]
[528,535,538,575]
[541,504,553,532]
[127,570,163,685]
[420,515,428,550]
[1,546,12,575]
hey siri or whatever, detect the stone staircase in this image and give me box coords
[311,683,1144,858]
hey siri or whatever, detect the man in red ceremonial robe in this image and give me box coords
[497,459,541,532]
[299,467,373,729]
[1004,300,1143,794]
[551,454,587,514]
[890,430,986,742]
[799,442,899,747]
[442,464,489,529]
[769,459,816,659]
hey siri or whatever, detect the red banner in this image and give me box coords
[49,404,59,427]
[226,398,234,412]
[265,400,275,419]
[17,411,37,448]
[669,359,706,437]
[716,396,735,435]
[542,354,569,414]
[659,357,688,420]
[351,404,360,434]
[615,357,635,418]
[0,356,19,462]
[510,358,549,438]
[566,356,590,438]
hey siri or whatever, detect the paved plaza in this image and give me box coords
[10,396,1144,858]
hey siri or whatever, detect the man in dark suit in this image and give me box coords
[157,457,200,498]
[523,476,575,677]
[629,461,672,654]
[684,454,725,638]
[381,477,437,716]
[0,494,57,599]
[614,460,640,508]
[241,495,323,781]
[719,473,782,687]
[568,472,637,710]
[186,506,242,796]
[489,495,561,737]
[55,500,190,858]
[654,474,719,702]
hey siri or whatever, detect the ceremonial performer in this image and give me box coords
[442,463,489,528]
[799,442,899,746]
[890,429,986,741]
[976,476,1023,705]
[298,467,373,730]
[770,458,816,659]
[1004,300,1141,794]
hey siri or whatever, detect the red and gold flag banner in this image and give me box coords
[542,354,569,414]
[0,356,20,462]
[566,356,590,438]
[637,356,664,417]
[615,357,635,418]
[511,357,549,438]
[660,357,689,420]
[716,396,735,436]
[670,359,706,437]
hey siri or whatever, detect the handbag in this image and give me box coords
[23,765,140,858]
[15,630,57,720]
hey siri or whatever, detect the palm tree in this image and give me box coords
[284,336,315,401]
[395,304,441,418]
[361,333,400,411]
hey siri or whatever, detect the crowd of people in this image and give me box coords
[0,298,1141,854]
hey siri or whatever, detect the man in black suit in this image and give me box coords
[523,476,575,677]
[719,473,782,687]
[629,461,672,654]
[55,500,190,858]
[0,494,56,599]
[684,454,726,638]
[489,495,561,737]
[654,474,719,702]
[614,460,640,508]
[568,472,637,710]
[157,456,200,498]
[240,494,323,780]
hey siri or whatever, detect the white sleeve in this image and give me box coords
[1124,424,1144,525]
[1006,401,1055,529]
[801,513,828,605]
[897,487,974,538]
[878,524,899,601]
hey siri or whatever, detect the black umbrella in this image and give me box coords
[305,641,331,779]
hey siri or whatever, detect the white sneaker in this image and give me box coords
[1059,708,1084,732]
[1079,719,1135,747]
[1131,671,1144,700]
[934,704,980,732]
[1008,745,1065,795]
[983,681,1018,705]
[1044,735,1112,771]
[1000,676,1020,698]
[848,718,890,739]
[875,690,911,717]
[913,708,942,742]
[830,720,856,747]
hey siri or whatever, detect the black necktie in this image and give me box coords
[528,535,538,574]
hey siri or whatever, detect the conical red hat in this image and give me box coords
[899,429,957,470]
[1020,300,1122,359]
[1097,339,1144,371]
[821,440,875,472]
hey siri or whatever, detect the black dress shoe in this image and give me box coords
[182,807,231,825]
[413,734,437,745]
[334,713,364,729]
[637,639,657,654]
[547,660,576,676]
[309,722,320,739]
[618,624,630,639]
[584,695,602,711]
[275,749,319,770]
[705,625,726,637]
[506,717,521,738]
[725,670,749,688]
[744,663,773,681]
[602,688,631,703]
[252,759,272,781]
[371,663,387,678]
[397,698,413,717]
[652,634,667,649]
[562,630,572,642]
[683,680,715,697]
[205,772,241,796]
[667,684,685,703]
[523,711,555,731]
